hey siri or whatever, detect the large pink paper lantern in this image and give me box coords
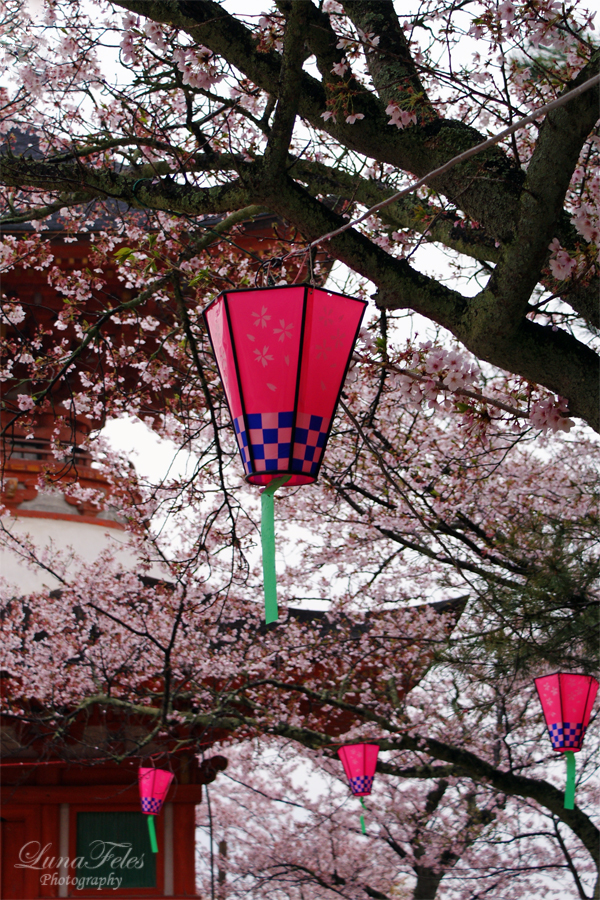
[534,673,598,809]
[203,285,367,487]
[204,284,367,623]
[138,767,174,852]
[337,743,380,796]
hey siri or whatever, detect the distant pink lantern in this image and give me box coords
[203,285,367,486]
[534,673,598,752]
[138,767,174,852]
[534,673,598,809]
[337,743,380,796]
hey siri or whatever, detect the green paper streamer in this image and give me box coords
[260,476,290,624]
[359,797,367,835]
[564,750,576,810]
[147,815,158,853]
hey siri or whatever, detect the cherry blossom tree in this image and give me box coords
[2,395,598,898]
[1,2,599,898]
[197,729,599,900]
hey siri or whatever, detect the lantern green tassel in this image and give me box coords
[564,751,576,810]
[147,815,158,853]
[260,476,290,624]
[359,797,367,835]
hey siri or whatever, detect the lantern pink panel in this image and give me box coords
[138,767,174,815]
[535,673,599,752]
[338,743,380,795]
[204,285,367,486]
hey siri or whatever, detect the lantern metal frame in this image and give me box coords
[203,283,367,487]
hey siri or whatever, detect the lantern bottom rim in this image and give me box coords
[247,472,316,487]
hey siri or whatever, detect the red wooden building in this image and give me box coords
[1,183,334,897]
[1,747,227,899]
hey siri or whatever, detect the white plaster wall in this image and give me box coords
[0,515,160,594]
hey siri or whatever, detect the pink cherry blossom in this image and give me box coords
[331,60,349,76]
[548,239,577,280]
[17,394,35,410]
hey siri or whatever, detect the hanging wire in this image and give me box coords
[275,70,600,267]
[307,242,316,287]
[123,73,600,288]
[255,256,284,287]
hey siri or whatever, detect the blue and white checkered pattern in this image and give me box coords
[233,411,330,477]
[292,412,329,476]
[349,775,374,795]
[141,797,162,814]
[233,415,252,474]
[548,721,584,750]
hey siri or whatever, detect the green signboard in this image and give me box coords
[75,811,156,890]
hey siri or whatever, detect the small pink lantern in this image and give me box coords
[138,767,174,852]
[204,285,367,622]
[534,673,598,809]
[338,743,379,835]
[338,743,379,796]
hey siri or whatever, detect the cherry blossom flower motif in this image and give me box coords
[331,60,349,76]
[254,346,274,367]
[319,306,333,326]
[345,113,365,124]
[333,328,346,348]
[252,306,271,328]
[273,319,293,342]
[316,342,330,360]
[321,110,337,123]
[548,238,576,280]
[17,394,35,411]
